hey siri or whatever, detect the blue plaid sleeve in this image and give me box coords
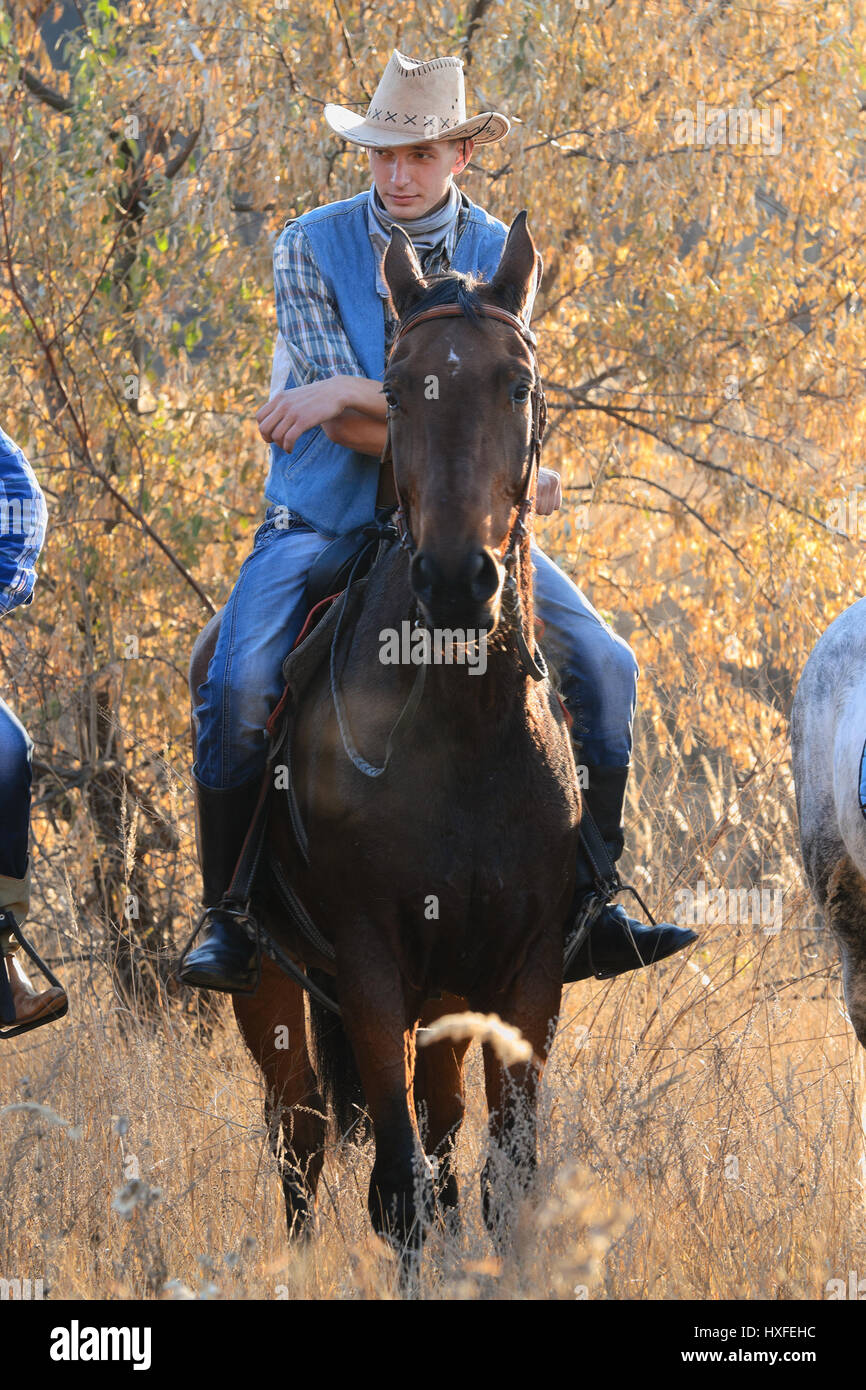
[0,427,48,618]
[269,221,365,396]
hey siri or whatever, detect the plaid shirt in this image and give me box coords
[0,428,47,619]
[269,192,470,398]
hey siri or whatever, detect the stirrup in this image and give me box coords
[563,885,610,978]
[563,873,659,979]
[0,914,69,1039]
[176,899,263,996]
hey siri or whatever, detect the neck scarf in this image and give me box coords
[367,181,462,294]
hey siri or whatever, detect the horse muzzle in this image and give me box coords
[409,546,504,633]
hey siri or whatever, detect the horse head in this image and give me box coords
[383,211,544,635]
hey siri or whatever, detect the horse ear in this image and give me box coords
[384,226,428,321]
[489,210,541,323]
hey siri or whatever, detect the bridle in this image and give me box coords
[387,301,547,562]
[385,299,549,681]
[329,296,550,783]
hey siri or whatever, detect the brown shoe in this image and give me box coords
[3,954,67,1026]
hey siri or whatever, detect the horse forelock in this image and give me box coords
[403,270,487,327]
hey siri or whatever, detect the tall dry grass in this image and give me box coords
[2,712,865,1301]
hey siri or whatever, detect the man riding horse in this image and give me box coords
[180,49,695,993]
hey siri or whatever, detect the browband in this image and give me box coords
[392,301,538,353]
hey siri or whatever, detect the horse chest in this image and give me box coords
[323,737,576,918]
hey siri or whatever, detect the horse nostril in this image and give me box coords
[466,553,484,581]
[411,549,500,607]
[411,552,435,596]
[469,550,500,603]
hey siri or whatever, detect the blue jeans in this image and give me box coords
[0,697,33,879]
[193,509,639,788]
[531,542,638,767]
[194,508,332,788]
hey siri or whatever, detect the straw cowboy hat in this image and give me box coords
[324,49,510,148]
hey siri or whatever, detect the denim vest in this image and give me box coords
[264,190,508,538]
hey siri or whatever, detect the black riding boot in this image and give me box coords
[177,773,261,993]
[564,765,697,983]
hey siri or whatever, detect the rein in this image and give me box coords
[330,298,550,780]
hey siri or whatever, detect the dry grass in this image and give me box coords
[2,722,865,1301]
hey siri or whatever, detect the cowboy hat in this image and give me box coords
[324,49,510,148]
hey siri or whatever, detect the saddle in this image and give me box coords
[304,505,398,612]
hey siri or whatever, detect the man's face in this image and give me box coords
[367,140,474,218]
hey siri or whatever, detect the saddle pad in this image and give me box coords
[266,573,371,746]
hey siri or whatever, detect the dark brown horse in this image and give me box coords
[189,213,581,1256]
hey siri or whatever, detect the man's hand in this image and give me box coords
[256,377,349,452]
[536,467,562,516]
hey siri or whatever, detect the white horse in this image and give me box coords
[791,598,866,1048]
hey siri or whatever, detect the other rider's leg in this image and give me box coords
[0,698,67,1025]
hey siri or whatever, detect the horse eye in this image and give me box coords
[383,387,400,414]
[510,382,532,407]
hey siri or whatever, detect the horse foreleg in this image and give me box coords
[339,939,432,1258]
[477,958,561,1244]
[233,956,326,1239]
[415,993,471,1218]
[825,857,866,1048]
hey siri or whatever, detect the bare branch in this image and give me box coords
[164,108,204,180]
[556,397,836,536]
[463,0,495,66]
[17,64,73,113]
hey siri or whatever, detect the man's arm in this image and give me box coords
[256,373,387,456]
[323,409,388,456]
[257,223,386,455]
[321,378,387,454]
